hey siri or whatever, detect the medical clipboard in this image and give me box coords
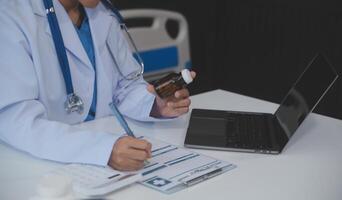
[137,136,236,194]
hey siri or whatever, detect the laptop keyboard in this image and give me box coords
[226,114,272,149]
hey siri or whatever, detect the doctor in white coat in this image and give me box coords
[0,0,195,171]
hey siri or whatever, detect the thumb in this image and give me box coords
[147,84,156,94]
[190,71,196,79]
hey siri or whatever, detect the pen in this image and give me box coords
[109,102,135,137]
[109,103,150,165]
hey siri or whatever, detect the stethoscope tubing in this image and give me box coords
[42,0,144,113]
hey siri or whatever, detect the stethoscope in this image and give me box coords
[42,0,145,114]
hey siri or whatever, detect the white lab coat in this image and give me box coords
[0,0,158,166]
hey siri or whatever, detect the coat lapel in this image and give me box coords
[85,3,114,54]
[31,0,93,70]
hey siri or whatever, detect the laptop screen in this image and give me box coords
[275,54,339,138]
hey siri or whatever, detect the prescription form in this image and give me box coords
[137,136,236,194]
[49,136,236,196]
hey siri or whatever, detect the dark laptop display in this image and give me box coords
[275,54,338,138]
[185,54,339,154]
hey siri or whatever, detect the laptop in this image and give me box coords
[184,54,339,154]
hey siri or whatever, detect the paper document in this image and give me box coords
[49,164,142,197]
[48,136,236,196]
[137,136,236,194]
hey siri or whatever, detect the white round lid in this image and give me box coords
[36,174,73,198]
[181,69,193,84]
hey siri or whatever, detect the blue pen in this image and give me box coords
[109,102,135,137]
[109,103,150,165]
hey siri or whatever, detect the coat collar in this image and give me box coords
[30,0,115,70]
[31,0,45,17]
[85,3,115,54]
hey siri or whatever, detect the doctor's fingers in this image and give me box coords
[110,157,144,171]
[167,98,191,109]
[174,88,190,99]
[114,137,151,157]
[147,84,156,94]
[127,138,152,155]
[121,148,150,161]
[168,107,190,117]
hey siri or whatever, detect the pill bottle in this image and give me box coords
[153,69,193,99]
[30,174,75,200]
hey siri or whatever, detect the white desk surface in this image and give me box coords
[1,89,342,200]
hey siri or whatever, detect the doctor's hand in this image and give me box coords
[148,71,196,118]
[108,136,151,171]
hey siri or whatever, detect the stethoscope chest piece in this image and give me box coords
[43,0,144,115]
[65,93,84,114]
